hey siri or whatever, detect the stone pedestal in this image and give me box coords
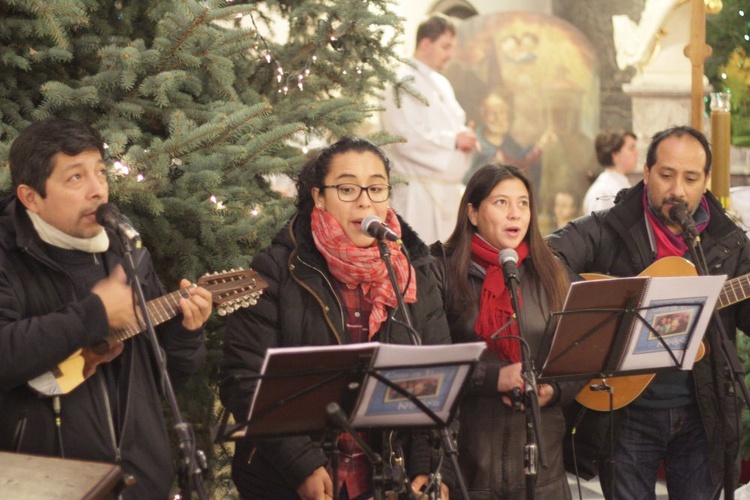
[623,82,702,164]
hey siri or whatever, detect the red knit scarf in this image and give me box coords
[471,234,528,362]
[311,207,417,338]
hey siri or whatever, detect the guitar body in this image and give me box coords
[575,256,708,411]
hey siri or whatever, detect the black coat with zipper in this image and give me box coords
[430,242,580,499]
[0,195,206,498]
[546,181,750,485]
[220,210,453,498]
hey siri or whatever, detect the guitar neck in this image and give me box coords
[107,288,190,343]
[718,273,750,310]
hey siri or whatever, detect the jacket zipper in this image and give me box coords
[292,254,346,344]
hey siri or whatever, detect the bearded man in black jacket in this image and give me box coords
[547,126,750,499]
[0,119,212,498]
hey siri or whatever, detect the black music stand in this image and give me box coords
[538,273,725,498]
[216,342,485,500]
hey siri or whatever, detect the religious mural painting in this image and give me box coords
[445,11,600,233]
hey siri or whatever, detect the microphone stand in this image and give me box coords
[118,236,207,499]
[681,228,750,500]
[504,268,546,500]
[377,240,459,499]
[377,240,420,345]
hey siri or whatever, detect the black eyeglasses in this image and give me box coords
[321,183,392,203]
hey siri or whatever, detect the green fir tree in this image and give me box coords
[0,0,405,494]
[706,1,750,145]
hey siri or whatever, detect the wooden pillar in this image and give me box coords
[683,0,712,132]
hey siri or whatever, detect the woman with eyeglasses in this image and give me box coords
[220,137,454,499]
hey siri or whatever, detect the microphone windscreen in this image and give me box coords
[668,203,688,223]
[361,215,381,236]
[498,248,519,266]
[95,203,118,226]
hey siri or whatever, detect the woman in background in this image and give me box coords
[432,163,579,498]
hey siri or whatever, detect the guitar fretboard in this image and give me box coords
[108,288,191,343]
[718,274,750,310]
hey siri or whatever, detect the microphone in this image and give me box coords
[668,203,699,239]
[498,247,520,285]
[361,215,400,242]
[95,203,142,245]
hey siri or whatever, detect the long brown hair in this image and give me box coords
[443,164,568,319]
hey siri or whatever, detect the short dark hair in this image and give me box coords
[594,129,636,168]
[9,118,105,197]
[295,137,390,214]
[416,15,456,44]
[645,125,712,174]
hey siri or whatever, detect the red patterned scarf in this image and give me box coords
[311,207,417,338]
[642,189,710,259]
[471,234,528,362]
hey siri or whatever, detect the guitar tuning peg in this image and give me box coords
[249,298,258,306]
[218,307,227,317]
[241,300,250,308]
[239,266,245,270]
[230,268,236,272]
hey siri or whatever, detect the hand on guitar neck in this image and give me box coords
[29,269,268,396]
[84,265,214,379]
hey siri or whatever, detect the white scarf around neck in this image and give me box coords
[27,210,110,253]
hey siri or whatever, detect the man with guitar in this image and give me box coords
[547,125,750,499]
[0,119,213,498]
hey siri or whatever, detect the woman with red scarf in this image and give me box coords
[431,164,579,498]
[220,137,453,499]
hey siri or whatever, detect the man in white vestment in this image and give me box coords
[380,15,479,244]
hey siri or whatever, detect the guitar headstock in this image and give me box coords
[197,269,269,316]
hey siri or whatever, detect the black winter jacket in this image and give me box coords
[0,195,206,498]
[430,242,579,499]
[546,181,750,485]
[220,211,453,498]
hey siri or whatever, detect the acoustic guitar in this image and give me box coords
[575,256,747,411]
[28,269,268,397]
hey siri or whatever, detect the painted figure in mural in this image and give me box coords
[464,88,557,198]
[553,189,580,229]
[380,14,480,245]
[444,11,599,235]
[582,129,639,214]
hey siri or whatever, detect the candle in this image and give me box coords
[710,92,731,209]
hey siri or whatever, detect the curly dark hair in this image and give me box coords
[295,137,390,214]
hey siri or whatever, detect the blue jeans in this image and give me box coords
[598,404,718,500]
